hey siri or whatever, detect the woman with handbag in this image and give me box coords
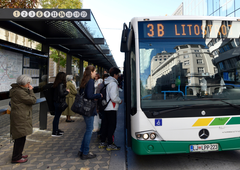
[78,65,102,160]
[52,72,69,137]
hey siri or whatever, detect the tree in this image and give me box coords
[40,0,82,9]
[0,0,38,8]
[39,0,83,73]
[49,47,67,72]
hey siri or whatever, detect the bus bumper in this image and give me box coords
[132,137,240,155]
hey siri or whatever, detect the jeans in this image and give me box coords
[80,115,94,155]
[53,102,62,132]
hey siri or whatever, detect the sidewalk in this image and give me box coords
[0,92,126,170]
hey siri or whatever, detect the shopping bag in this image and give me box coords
[6,101,11,114]
[93,114,100,132]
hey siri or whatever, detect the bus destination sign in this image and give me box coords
[140,20,230,38]
[0,9,91,21]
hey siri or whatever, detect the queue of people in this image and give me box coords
[9,66,122,163]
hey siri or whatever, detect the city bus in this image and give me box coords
[120,16,240,155]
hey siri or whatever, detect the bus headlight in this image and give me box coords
[136,134,141,139]
[135,130,163,141]
[142,133,149,140]
[150,133,156,140]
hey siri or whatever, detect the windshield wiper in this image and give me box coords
[217,100,240,109]
[152,104,214,116]
[151,99,240,117]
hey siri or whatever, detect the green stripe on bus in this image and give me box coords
[210,117,230,126]
[226,117,240,125]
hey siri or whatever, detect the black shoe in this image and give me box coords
[80,152,96,160]
[58,129,64,134]
[78,151,83,157]
[51,131,63,137]
[66,119,75,122]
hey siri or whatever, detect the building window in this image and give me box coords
[194,50,200,52]
[197,59,203,64]
[164,58,166,60]
[160,59,162,61]
[223,44,230,51]
[196,54,202,57]
[221,4,227,16]
[227,0,234,16]
[198,67,204,73]
[231,39,237,47]
[184,55,189,58]
[219,62,225,70]
[214,0,220,12]
[236,39,240,46]
[208,0,213,15]
[184,60,189,65]
[214,67,218,73]
[236,2,240,11]
[155,59,157,61]
[213,50,218,56]
[219,48,225,54]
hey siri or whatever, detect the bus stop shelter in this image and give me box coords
[0,9,118,129]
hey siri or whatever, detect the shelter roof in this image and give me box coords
[0,9,117,69]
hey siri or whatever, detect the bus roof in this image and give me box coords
[130,15,240,23]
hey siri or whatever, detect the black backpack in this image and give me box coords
[98,83,110,112]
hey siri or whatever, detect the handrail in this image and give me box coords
[0,97,46,115]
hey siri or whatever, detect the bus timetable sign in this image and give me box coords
[0,9,91,21]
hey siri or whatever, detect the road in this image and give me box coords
[126,147,240,170]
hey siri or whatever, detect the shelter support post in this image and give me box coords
[39,44,49,130]
[99,67,103,77]
[79,59,84,84]
[66,54,72,75]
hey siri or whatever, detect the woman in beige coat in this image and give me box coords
[9,75,37,163]
[62,75,78,122]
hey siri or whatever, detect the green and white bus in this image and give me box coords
[121,16,240,155]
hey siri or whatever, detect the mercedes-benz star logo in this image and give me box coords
[199,129,209,139]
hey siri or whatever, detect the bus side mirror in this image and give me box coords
[120,23,132,52]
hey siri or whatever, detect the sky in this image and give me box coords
[82,0,184,67]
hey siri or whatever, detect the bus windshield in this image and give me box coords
[139,20,240,111]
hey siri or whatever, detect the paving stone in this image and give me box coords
[0,106,113,169]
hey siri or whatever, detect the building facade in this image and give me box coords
[146,44,216,95]
[183,0,240,17]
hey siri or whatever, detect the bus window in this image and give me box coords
[139,20,240,111]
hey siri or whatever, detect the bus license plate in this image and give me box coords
[190,144,218,152]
